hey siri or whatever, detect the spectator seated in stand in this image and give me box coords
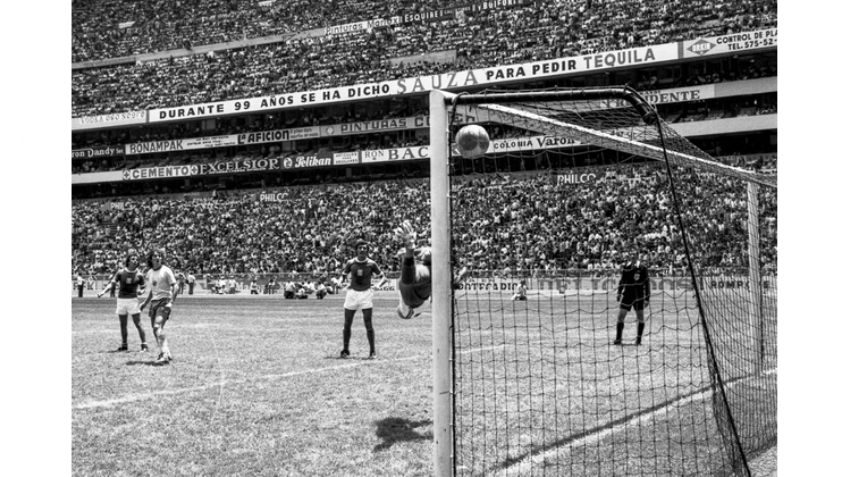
[72,0,777,117]
[72,160,777,280]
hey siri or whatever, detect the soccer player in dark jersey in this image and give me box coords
[98,252,148,352]
[339,239,386,359]
[614,254,651,345]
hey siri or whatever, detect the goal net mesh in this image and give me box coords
[445,87,776,476]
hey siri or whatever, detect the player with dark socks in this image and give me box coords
[636,322,645,345]
[341,310,354,357]
[615,253,651,346]
[339,239,385,359]
[614,322,624,345]
[363,312,375,357]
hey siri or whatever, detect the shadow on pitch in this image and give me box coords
[125,360,167,366]
[373,417,432,452]
[323,354,375,361]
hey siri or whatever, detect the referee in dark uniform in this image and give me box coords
[614,252,651,345]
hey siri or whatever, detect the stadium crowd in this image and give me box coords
[72,163,777,284]
[72,0,777,116]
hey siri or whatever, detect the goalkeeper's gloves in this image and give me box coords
[393,220,417,248]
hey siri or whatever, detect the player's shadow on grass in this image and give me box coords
[373,417,432,452]
[323,354,374,361]
[125,360,166,366]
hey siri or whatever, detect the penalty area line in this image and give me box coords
[73,353,430,410]
[74,339,520,410]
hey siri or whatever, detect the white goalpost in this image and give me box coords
[428,87,776,476]
[429,89,454,477]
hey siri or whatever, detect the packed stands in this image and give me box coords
[72,0,777,116]
[71,162,777,281]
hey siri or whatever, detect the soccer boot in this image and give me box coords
[635,338,642,346]
[115,344,129,352]
[140,343,149,352]
[396,304,414,320]
[155,352,171,365]
[340,349,350,359]
[368,351,377,360]
[613,338,622,345]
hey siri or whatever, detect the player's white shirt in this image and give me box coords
[146,265,177,300]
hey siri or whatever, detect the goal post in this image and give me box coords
[429,87,776,476]
[429,89,454,477]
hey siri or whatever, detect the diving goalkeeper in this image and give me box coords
[394,221,432,319]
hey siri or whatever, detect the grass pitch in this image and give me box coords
[73,295,434,476]
[73,290,775,476]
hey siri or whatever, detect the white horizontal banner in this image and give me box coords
[681,28,777,59]
[148,42,678,122]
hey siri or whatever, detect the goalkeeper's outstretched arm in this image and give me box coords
[395,220,419,286]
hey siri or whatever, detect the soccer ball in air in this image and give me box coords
[455,124,490,159]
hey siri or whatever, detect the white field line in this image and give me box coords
[73,335,512,410]
[74,356,419,410]
[502,367,777,475]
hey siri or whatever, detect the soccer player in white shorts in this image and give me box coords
[339,239,386,359]
[97,251,148,352]
[139,249,179,365]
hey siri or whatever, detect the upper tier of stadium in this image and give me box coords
[72,0,776,117]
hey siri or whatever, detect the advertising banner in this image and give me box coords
[680,28,777,59]
[125,134,241,155]
[72,145,123,160]
[332,151,360,166]
[78,28,775,131]
[280,153,333,169]
[588,84,716,110]
[360,145,429,163]
[479,135,581,155]
[120,158,280,181]
[72,110,146,131]
[237,126,320,145]
[147,42,678,123]
[320,116,429,137]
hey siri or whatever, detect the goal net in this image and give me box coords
[428,87,777,476]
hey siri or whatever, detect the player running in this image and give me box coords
[614,253,651,346]
[97,251,148,352]
[139,249,180,364]
[339,239,386,359]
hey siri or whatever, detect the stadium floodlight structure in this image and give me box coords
[429,87,776,476]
